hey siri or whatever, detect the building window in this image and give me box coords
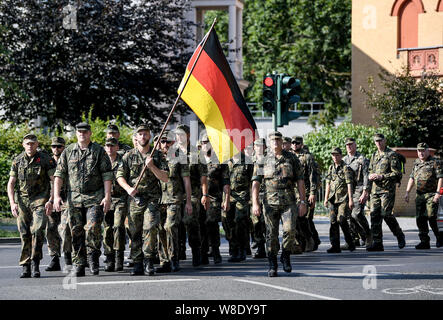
[391,0,425,49]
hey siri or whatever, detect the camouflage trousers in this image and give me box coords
[158,204,181,264]
[69,205,104,266]
[103,200,127,256]
[263,203,298,255]
[328,200,353,248]
[179,199,201,250]
[222,201,249,251]
[58,208,72,253]
[370,192,403,244]
[203,200,222,250]
[415,193,439,243]
[128,198,160,262]
[16,197,48,265]
[348,188,371,242]
[46,211,61,257]
[250,198,266,246]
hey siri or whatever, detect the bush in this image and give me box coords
[304,122,402,172]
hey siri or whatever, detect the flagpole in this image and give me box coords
[133,18,218,191]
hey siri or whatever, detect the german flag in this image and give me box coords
[178,28,257,163]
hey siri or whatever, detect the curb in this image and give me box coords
[0,237,21,244]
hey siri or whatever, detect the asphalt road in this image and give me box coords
[1,217,442,302]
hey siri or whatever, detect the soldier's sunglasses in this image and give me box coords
[160,140,173,144]
[292,141,301,145]
[51,145,63,148]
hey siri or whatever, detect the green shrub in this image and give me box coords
[304,122,402,172]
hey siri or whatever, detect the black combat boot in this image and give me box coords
[179,245,187,260]
[88,252,100,275]
[31,260,40,278]
[327,246,342,253]
[144,258,155,276]
[237,248,247,262]
[156,262,172,273]
[74,264,85,277]
[436,233,443,248]
[280,250,292,273]
[45,255,61,271]
[397,233,406,249]
[253,243,267,259]
[267,254,278,277]
[115,251,124,271]
[212,247,222,264]
[20,264,31,278]
[415,241,430,250]
[171,259,181,272]
[130,262,144,276]
[63,252,72,273]
[200,248,209,265]
[104,253,115,272]
[228,247,239,262]
[191,247,201,267]
[366,242,384,252]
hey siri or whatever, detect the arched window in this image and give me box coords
[391,0,425,48]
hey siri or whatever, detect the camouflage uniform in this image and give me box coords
[325,149,355,250]
[343,143,372,247]
[368,135,405,248]
[409,145,443,245]
[115,147,166,264]
[10,147,56,266]
[158,146,190,267]
[251,151,266,253]
[225,153,253,260]
[54,138,113,267]
[102,149,128,266]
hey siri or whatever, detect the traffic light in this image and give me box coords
[276,73,301,127]
[262,74,276,113]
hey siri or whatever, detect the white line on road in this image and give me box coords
[77,278,201,286]
[0,265,49,269]
[235,279,340,300]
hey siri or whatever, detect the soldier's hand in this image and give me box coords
[298,203,307,217]
[10,202,18,218]
[126,186,138,197]
[252,203,261,217]
[359,191,368,204]
[185,201,192,216]
[308,194,316,208]
[53,196,63,212]
[222,200,230,212]
[369,173,378,181]
[323,199,328,208]
[45,201,53,216]
[145,156,154,169]
[348,199,354,210]
[432,193,440,204]
[404,192,410,203]
[101,197,111,214]
[201,195,209,211]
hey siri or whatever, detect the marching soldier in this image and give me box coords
[200,132,230,264]
[343,137,372,249]
[116,124,169,276]
[252,131,307,277]
[367,133,406,251]
[323,147,355,253]
[106,124,132,155]
[157,130,192,272]
[7,133,56,278]
[102,137,128,271]
[404,143,443,249]
[174,124,209,267]
[291,136,321,251]
[283,137,292,152]
[45,137,66,272]
[225,149,254,262]
[53,122,113,277]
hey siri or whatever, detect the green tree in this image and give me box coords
[361,69,443,149]
[243,0,351,126]
[0,0,193,130]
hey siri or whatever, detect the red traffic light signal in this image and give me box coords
[263,76,274,87]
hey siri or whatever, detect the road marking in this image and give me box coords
[0,265,49,269]
[235,279,340,300]
[77,278,201,286]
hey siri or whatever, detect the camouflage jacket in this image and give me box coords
[252,154,266,195]
[410,156,443,194]
[252,150,303,206]
[54,142,113,208]
[204,154,230,202]
[343,151,370,193]
[368,147,402,194]
[116,147,166,203]
[10,151,56,205]
[175,145,207,201]
[160,150,190,204]
[294,150,319,195]
[117,142,133,156]
[228,153,254,203]
[109,153,127,205]
[325,160,353,204]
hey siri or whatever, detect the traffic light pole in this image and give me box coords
[276,74,281,130]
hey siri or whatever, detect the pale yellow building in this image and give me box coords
[352,0,443,126]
